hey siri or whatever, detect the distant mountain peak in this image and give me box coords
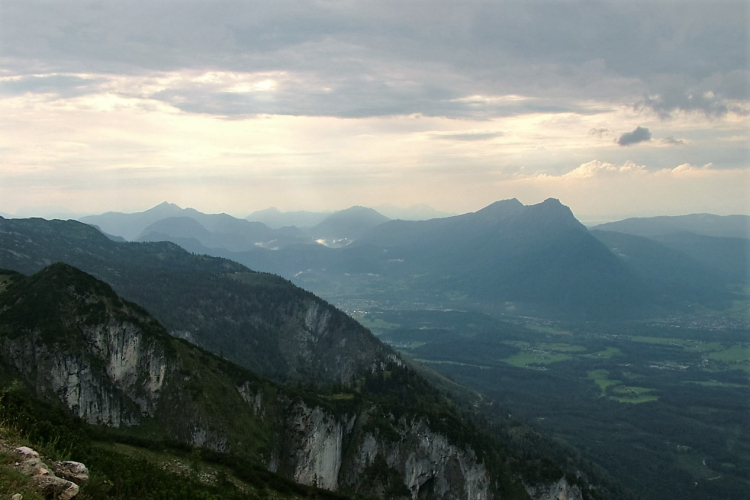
[340,205,381,214]
[478,198,524,212]
[540,197,562,206]
[152,201,181,210]
[523,198,584,229]
[473,198,525,221]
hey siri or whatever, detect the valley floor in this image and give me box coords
[351,307,750,500]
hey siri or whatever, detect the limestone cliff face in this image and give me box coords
[345,414,489,500]
[0,319,168,427]
[286,402,345,491]
[81,322,167,412]
[0,310,494,498]
[526,477,584,500]
[278,299,394,384]
[270,400,490,500]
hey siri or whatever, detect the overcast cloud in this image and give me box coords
[0,0,747,219]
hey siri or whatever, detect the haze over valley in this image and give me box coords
[0,1,748,500]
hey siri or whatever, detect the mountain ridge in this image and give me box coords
[591,213,750,239]
[0,264,506,498]
[0,217,391,385]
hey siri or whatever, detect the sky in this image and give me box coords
[0,0,748,223]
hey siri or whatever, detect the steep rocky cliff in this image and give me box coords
[0,217,392,385]
[1,264,571,500]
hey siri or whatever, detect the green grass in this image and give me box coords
[0,461,45,500]
[586,371,658,403]
[416,359,493,370]
[503,351,572,368]
[498,341,583,367]
[609,386,658,404]
[630,336,728,354]
[630,336,692,347]
[691,291,750,321]
[583,347,622,359]
[687,380,749,388]
[524,323,572,335]
[542,343,586,353]
[587,370,621,396]
[708,344,750,363]
[351,313,399,332]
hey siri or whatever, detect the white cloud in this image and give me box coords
[561,160,647,179]
[669,162,715,177]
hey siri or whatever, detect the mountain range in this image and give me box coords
[102,198,749,320]
[4,198,740,498]
[0,218,614,499]
[245,204,453,229]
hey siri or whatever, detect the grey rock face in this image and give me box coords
[0,320,167,427]
[288,403,344,490]
[53,461,89,484]
[526,477,584,500]
[342,415,490,500]
[277,401,490,500]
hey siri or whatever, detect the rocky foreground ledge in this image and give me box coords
[6,445,88,500]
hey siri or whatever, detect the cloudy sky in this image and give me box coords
[0,0,748,222]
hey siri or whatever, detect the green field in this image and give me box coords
[609,385,658,404]
[364,307,750,500]
[709,344,750,363]
[502,351,573,368]
[587,370,621,395]
[584,347,622,358]
[688,380,748,388]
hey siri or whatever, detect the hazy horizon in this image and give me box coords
[3,197,749,231]
[1,1,748,221]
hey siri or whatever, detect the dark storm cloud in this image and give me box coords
[617,127,651,146]
[0,1,747,119]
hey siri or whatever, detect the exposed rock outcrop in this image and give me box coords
[274,400,490,499]
[10,446,87,500]
[526,477,584,500]
[287,403,344,490]
[1,320,168,427]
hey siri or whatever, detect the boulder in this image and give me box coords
[14,446,39,457]
[54,461,89,483]
[30,475,80,500]
[11,446,85,499]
